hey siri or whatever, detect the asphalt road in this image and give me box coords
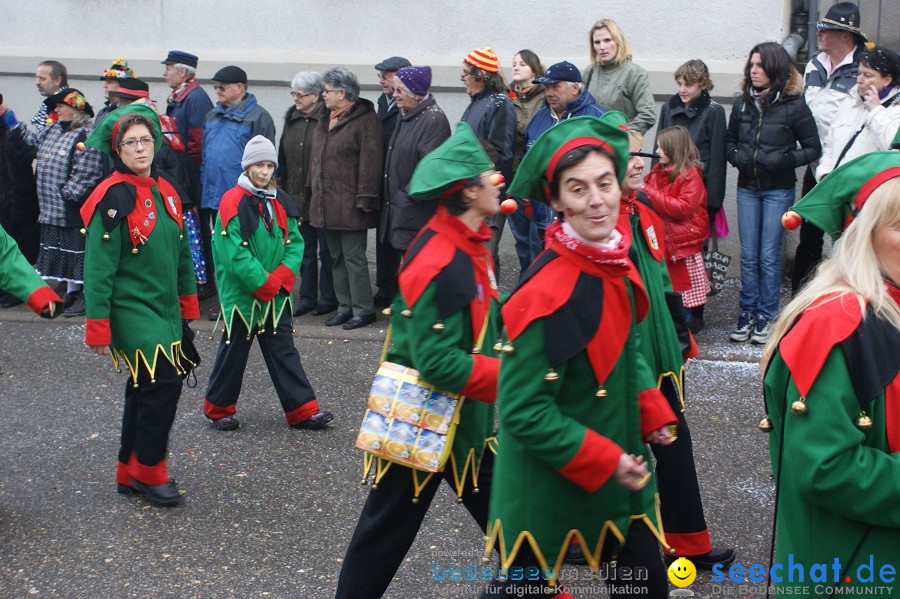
[0,231,778,599]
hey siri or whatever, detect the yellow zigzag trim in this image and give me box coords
[111,341,183,383]
[217,297,292,341]
[484,494,670,587]
[657,364,686,411]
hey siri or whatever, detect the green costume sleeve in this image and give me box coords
[0,224,57,314]
[497,320,624,492]
[395,284,495,400]
[769,349,900,527]
[218,216,273,295]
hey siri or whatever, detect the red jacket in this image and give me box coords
[642,164,708,261]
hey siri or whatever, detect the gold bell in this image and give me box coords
[241,241,249,247]
[150,379,156,384]
[132,383,139,389]
[131,248,139,254]
[667,547,677,556]
[401,309,412,318]
[595,387,607,398]
[544,368,559,382]
[286,238,292,244]
[382,307,392,317]
[473,487,480,494]
[790,397,808,416]
[456,497,464,504]
[501,344,515,355]
[758,416,774,433]
[411,497,419,504]
[220,230,228,236]
[179,234,184,240]
[79,228,87,235]
[372,483,379,490]
[471,345,481,354]
[493,342,503,353]
[432,321,445,332]
[855,412,873,432]
[360,479,368,486]
[225,340,231,345]
[102,232,110,241]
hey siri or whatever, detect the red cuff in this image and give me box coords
[665,529,712,557]
[639,388,677,438]
[558,428,623,493]
[284,399,321,426]
[203,397,235,420]
[85,318,112,346]
[683,332,699,360]
[127,454,169,485]
[26,285,62,316]
[252,273,281,302]
[180,294,200,320]
[273,264,295,293]
[459,355,500,404]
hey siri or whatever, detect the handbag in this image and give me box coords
[354,316,489,473]
[704,226,731,296]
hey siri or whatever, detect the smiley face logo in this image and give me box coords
[667,557,696,588]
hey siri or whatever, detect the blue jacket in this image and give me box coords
[200,93,275,210]
[524,88,607,152]
[165,81,213,167]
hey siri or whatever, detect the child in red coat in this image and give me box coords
[643,125,709,332]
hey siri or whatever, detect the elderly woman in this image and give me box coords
[308,67,382,330]
[277,71,337,317]
[32,89,105,317]
[583,19,656,134]
[461,47,517,276]
[380,66,451,257]
[81,104,199,507]
[760,151,900,598]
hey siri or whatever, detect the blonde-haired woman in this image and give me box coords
[760,152,900,596]
[582,18,656,133]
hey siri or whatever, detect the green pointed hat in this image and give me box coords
[407,121,493,201]
[86,103,162,157]
[506,112,631,204]
[789,151,900,240]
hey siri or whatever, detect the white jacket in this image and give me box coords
[804,51,859,141]
[816,86,900,180]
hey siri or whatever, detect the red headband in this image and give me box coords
[844,166,900,229]
[545,136,613,182]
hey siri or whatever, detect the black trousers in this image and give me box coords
[650,377,710,554]
[298,221,336,309]
[374,225,401,301]
[791,167,822,294]
[479,520,668,598]
[199,208,217,288]
[204,307,316,419]
[118,360,182,483]
[335,451,494,599]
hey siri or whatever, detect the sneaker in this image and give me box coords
[750,318,771,345]
[211,415,240,431]
[729,311,756,342]
[63,293,86,317]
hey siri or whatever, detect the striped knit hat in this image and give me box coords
[465,47,500,73]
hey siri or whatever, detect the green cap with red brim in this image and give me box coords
[506,112,631,204]
[788,151,900,240]
[85,103,162,157]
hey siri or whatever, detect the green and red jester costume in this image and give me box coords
[81,104,199,494]
[484,116,676,596]
[336,122,501,599]
[762,152,900,595]
[0,223,61,315]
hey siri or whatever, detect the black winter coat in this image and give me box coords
[460,89,516,185]
[379,95,451,251]
[656,91,727,212]
[725,70,821,191]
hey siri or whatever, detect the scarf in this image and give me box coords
[238,173,276,231]
[549,220,629,267]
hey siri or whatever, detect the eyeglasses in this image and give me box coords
[212,83,234,92]
[291,91,314,99]
[119,137,154,150]
[460,70,476,79]
[377,72,393,81]
[322,88,342,95]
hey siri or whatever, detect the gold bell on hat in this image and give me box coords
[544,368,559,382]
[790,397,808,416]
[758,416,774,433]
[854,411,873,432]
[432,321,445,332]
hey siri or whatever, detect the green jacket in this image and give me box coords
[764,292,900,596]
[582,61,657,134]
[487,225,676,575]
[366,207,501,498]
[83,170,199,381]
[212,184,303,339]
[0,223,59,314]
